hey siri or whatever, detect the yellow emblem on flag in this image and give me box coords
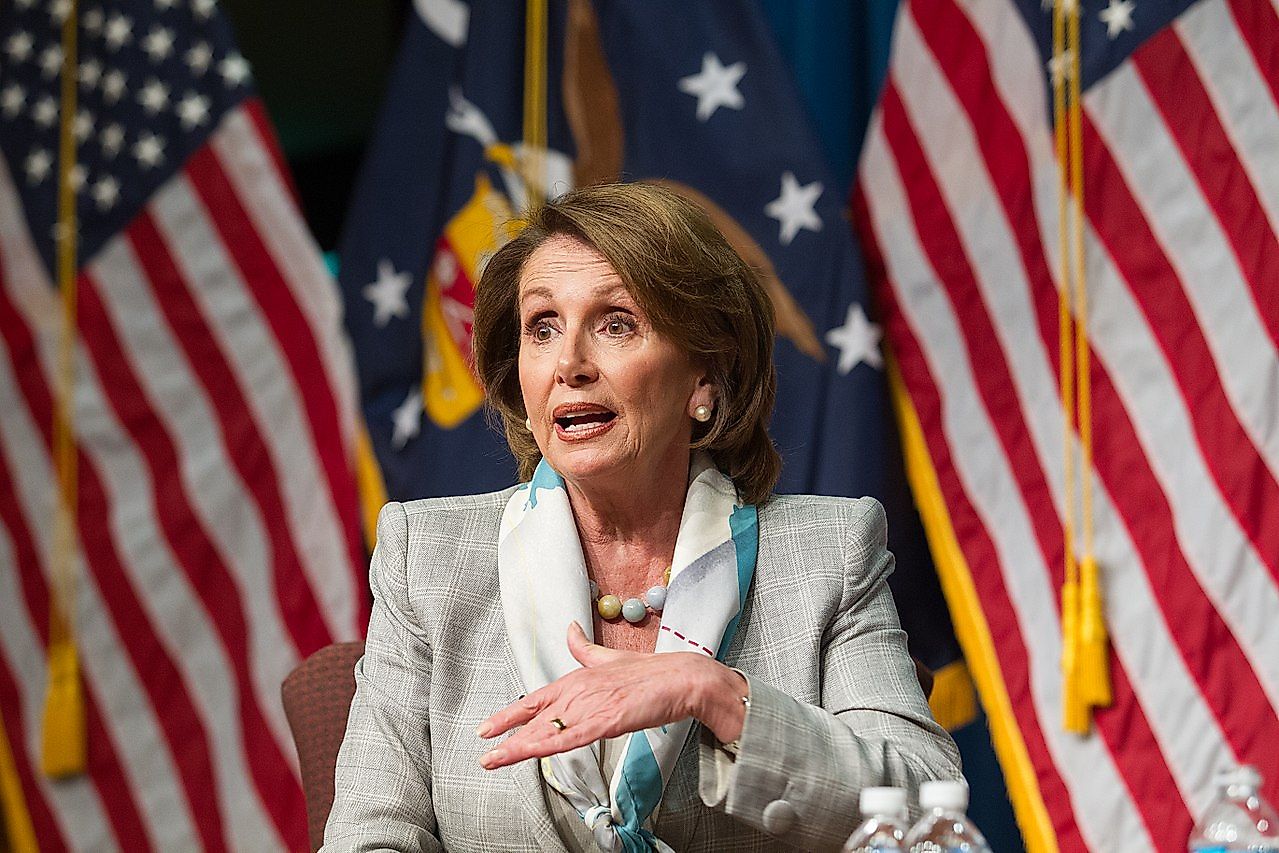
[421,173,522,428]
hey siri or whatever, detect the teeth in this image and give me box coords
[558,411,611,432]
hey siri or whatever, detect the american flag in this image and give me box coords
[0,0,365,849]
[855,0,1279,847]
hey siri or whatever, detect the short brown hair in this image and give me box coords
[471,182,781,504]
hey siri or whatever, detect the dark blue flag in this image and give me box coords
[338,0,968,723]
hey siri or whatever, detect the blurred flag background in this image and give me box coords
[0,0,365,849]
[9,0,1273,849]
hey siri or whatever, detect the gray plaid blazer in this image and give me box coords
[322,490,961,853]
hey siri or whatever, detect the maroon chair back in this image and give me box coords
[281,640,365,851]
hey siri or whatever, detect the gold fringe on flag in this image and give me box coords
[927,660,979,733]
[41,0,86,779]
[886,352,1060,853]
[0,708,39,852]
[354,420,389,554]
[1052,0,1111,735]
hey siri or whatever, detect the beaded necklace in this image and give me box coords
[591,567,672,624]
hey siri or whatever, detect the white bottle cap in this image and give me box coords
[1215,765,1262,792]
[860,786,908,818]
[920,780,970,812]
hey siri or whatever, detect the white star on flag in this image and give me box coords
[391,389,424,450]
[101,70,126,104]
[1,84,24,118]
[1048,50,1074,85]
[177,92,210,129]
[38,44,63,78]
[824,303,883,375]
[82,8,104,34]
[765,171,824,246]
[100,123,125,157]
[6,31,34,63]
[1099,0,1136,38]
[92,175,120,211]
[133,132,165,168]
[74,110,94,141]
[32,96,57,128]
[142,26,175,62]
[219,53,250,86]
[138,78,170,114]
[25,149,52,184]
[363,259,412,327]
[104,13,133,51]
[186,42,213,75]
[79,58,103,88]
[677,52,746,122]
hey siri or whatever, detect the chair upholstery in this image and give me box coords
[282,640,365,852]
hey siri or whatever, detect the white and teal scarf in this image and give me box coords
[498,451,758,852]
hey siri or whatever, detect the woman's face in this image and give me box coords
[517,235,712,488]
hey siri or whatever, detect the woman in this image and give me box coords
[323,183,961,852]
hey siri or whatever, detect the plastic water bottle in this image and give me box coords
[842,786,909,852]
[905,780,991,853]
[1188,766,1279,852]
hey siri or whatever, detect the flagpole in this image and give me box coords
[523,0,548,208]
[43,0,86,780]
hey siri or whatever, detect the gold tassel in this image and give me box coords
[40,640,85,779]
[1060,578,1089,734]
[1078,557,1112,708]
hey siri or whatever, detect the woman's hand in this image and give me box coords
[476,622,748,770]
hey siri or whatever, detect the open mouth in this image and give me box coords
[552,404,618,439]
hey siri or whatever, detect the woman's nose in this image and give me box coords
[556,332,598,387]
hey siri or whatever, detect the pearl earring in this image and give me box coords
[525,418,532,430]
[693,405,712,423]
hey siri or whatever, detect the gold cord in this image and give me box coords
[42,0,86,779]
[1054,0,1110,735]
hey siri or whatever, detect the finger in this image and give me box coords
[477,688,551,739]
[567,621,624,668]
[480,715,604,769]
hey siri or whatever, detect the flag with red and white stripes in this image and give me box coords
[0,0,365,849]
[855,0,1279,848]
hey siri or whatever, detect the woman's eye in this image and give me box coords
[604,317,633,336]
[532,323,554,342]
